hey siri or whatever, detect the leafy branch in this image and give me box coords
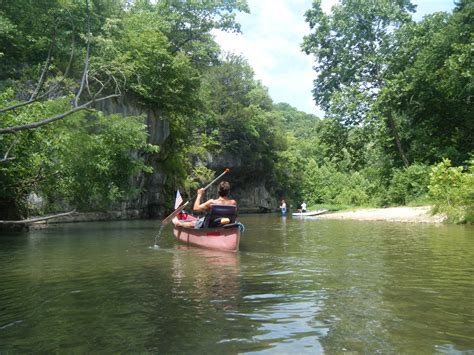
[0,0,120,135]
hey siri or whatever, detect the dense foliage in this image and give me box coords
[0,0,250,219]
[429,159,474,224]
[0,0,472,223]
[298,0,473,221]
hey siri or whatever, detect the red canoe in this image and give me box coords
[172,205,241,252]
[172,221,241,252]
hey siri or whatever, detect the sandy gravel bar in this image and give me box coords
[318,206,446,223]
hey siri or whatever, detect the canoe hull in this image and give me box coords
[292,209,328,217]
[173,224,240,252]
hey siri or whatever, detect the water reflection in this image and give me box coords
[171,247,241,312]
[0,218,472,353]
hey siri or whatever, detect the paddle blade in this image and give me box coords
[161,201,189,226]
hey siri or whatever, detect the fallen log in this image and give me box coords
[0,210,76,225]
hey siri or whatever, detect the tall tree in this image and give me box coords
[376,3,473,165]
[302,0,416,167]
[200,54,284,184]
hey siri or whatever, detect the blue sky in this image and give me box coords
[213,0,457,117]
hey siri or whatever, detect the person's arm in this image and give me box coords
[193,188,212,213]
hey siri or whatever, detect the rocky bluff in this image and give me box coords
[95,96,276,218]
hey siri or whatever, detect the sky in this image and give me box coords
[212,0,457,117]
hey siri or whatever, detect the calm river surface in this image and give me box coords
[0,214,473,353]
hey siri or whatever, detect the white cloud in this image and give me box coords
[212,0,455,118]
[213,0,324,116]
[321,0,339,14]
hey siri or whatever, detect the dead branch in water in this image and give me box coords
[0,210,76,225]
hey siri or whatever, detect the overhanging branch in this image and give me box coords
[0,138,17,163]
[0,24,75,114]
[0,94,119,134]
[74,0,91,107]
[30,26,57,101]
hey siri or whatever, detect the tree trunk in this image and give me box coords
[0,197,25,230]
[386,112,409,167]
[0,198,24,220]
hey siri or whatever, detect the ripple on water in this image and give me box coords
[0,218,473,353]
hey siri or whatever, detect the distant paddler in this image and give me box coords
[279,199,287,216]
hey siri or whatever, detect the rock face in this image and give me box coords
[94,95,277,218]
[205,152,275,213]
[232,183,274,213]
[94,95,170,218]
[194,180,275,214]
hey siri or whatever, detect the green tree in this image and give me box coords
[41,112,156,211]
[387,164,431,205]
[375,4,473,165]
[429,159,474,223]
[1,0,251,222]
[200,54,284,183]
[0,93,154,218]
[0,0,127,222]
[302,0,416,167]
[272,103,322,203]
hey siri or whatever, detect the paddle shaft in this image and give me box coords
[160,168,230,226]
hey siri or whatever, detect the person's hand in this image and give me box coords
[197,188,205,196]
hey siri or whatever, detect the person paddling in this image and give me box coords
[194,181,236,213]
[176,181,237,228]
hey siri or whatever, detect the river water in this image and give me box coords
[0,214,473,353]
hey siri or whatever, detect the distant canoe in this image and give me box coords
[292,209,328,217]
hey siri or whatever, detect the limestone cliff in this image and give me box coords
[205,151,275,212]
[95,95,277,217]
[94,95,170,218]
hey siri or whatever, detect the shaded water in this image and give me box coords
[0,215,473,353]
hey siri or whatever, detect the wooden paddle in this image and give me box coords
[160,168,230,226]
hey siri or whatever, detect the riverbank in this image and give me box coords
[318,206,446,223]
[2,206,446,232]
